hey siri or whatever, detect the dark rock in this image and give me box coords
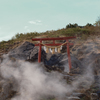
[8,41,35,60]
[91,93,98,100]
[72,93,85,98]
[92,76,100,92]
[72,48,76,52]
[27,46,46,62]
[8,41,47,63]
[44,53,83,73]
[8,41,82,72]
[71,40,100,75]
[61,45,67,53]
[82,52,100,75]
[0,80,13,100]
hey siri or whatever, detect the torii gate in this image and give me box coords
[32,37,76,71]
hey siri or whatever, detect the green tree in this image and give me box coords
[66,23,78,28]
[85,23,93,27]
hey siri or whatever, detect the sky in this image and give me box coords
[0,0,100,41]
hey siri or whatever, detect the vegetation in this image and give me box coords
[0,21,100,55]
[94,16,100,26]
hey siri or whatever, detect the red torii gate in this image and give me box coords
[32,37,76,71]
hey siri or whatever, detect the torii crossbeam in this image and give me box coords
[32,37,76,72]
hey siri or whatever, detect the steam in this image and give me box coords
[0,55,69,100]
[0,54,95,100]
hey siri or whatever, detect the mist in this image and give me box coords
[0,54,95,100]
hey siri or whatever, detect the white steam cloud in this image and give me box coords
[0,54,95,100]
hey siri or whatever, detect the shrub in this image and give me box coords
[66,23,78,28]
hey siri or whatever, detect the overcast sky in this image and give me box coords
[0,0,100,41]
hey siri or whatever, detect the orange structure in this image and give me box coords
[32,37,76,71]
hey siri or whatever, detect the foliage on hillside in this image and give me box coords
[0,23,100,55]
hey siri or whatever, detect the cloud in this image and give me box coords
[29,21,36,24]
[36,20,41,23]
[24,26,28,29]
[28,20,42,25]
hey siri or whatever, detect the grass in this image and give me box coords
[0,26,100,55]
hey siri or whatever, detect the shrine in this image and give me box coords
[32,37,76,71]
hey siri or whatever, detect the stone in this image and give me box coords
[8,41,35,60]
[27,46,46,62]
[8,41,46,62]
[0,80,13,100]
[67,96,80,100]
[91,93,98,100]
[43,53,83,73]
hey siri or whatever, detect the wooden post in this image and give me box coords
[38,40,42,62]
[53,40,55,44]
[66,40,72,72]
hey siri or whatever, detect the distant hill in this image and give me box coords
[0,24,100,57]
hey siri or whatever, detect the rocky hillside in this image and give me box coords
[0,25,100,57]
[0,36,100,100]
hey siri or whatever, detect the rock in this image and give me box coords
[44,53,83,73]
[0,80,13,100]
[67,96,80,100]
[91,76,100,92]
[97,91,100,99]
[61,45,67,53]
[71,40,100,75]
[8,41,35,60]
[91,93,98,100]
[27,46,46,62]
[72,93,85,97]
[8,41,46,62]
[7,41,83,73]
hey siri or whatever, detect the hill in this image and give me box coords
[0,25,100,100]
[0,24,100,57]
